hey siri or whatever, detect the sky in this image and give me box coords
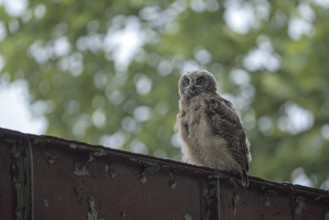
[0,79,46,134]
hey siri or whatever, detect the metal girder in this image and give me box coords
[0,128,328,220]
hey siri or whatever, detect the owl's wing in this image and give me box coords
[205,95,249,172]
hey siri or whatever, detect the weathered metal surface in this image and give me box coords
[0,127,329,220]
[0,139,15,220]
[220,178,329,220]
[11,141,32,220]
[31,142,209,220]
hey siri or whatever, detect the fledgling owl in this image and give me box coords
[176,70,252,186]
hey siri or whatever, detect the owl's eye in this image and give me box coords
[184,78,190,85]
[197,77,205,84]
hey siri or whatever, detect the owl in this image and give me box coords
[176,70,252,186]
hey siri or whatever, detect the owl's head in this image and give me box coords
[178,70,217,98]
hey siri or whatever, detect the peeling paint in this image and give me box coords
[16,210,23,218]
[3,137,18,144]
[88,154,95,162]
[295,196,306,216]
[184,212,192,220]
[289,186,308,218]
[316,194,327,200]
[142,164,161,175]
[288,184,296,218]
[44,152,59,165]
[262,190,276,208]
[69,144,78,149]
[232,192,240,215]
[73,162,90,177]
[105,164,116,178]
[201,178,220,220]
[139,174,147,184]
[93,150,107,157]
[169,179,176,190]
[129,158,162,172]
[207,173,226,179]
[32,137,45,144]
[168,173,176,190]
[263,196,271,208]
[137,164,162,184]
[87,197,98,220]
[323,210,329,220]
[44,199,49,208]
[73,185,84,203]
[11,141,32,219]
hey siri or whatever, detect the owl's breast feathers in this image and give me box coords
[204,95,249,172]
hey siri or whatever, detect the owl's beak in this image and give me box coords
[185,83,201,98]
[189,83,201,91]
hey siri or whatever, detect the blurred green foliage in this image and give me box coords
[1,0,329,188]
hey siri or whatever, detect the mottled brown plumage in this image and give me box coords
[176,70,252,186]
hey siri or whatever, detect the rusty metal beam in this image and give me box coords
[0,128,328,220]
